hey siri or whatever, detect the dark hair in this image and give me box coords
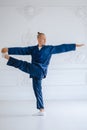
[37,32,45,38]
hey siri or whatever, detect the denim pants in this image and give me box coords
[7,57,44,109]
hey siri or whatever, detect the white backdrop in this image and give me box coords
[0,6,87,100]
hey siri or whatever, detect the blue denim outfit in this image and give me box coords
[7,43,76,109]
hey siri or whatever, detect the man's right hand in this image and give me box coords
[1,48,8,53]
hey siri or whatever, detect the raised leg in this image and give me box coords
[6,56,44,79]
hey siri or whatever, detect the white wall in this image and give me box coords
[0,6,87,100]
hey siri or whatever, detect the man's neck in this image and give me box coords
[38,44,43,47]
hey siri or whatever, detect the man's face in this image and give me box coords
[37,35,46,46]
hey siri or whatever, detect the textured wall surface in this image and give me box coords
[0,5,87,100]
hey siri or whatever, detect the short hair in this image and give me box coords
[37,32,46,38]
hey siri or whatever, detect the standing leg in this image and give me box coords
[32,78,44,111]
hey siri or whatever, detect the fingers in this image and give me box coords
[80,44,85,46]
[76,44,85,47]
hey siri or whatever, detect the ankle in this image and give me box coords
[40,109,44,112]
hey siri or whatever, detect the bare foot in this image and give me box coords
[4,54,10,60]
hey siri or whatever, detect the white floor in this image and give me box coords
[0,100,87,130]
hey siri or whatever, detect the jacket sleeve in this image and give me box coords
[8,46,33,55]
[51,44,76,54]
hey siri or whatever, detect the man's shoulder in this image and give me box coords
[27,45,37,49]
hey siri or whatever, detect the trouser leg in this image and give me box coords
[32,78,44,110]
[7,57,43,78]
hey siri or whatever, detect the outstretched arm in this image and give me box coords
[51,43,85,54]
[1,46,33,55]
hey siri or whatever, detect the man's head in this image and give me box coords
[37,32,46,47]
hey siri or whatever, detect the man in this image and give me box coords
[1,32,84,116]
